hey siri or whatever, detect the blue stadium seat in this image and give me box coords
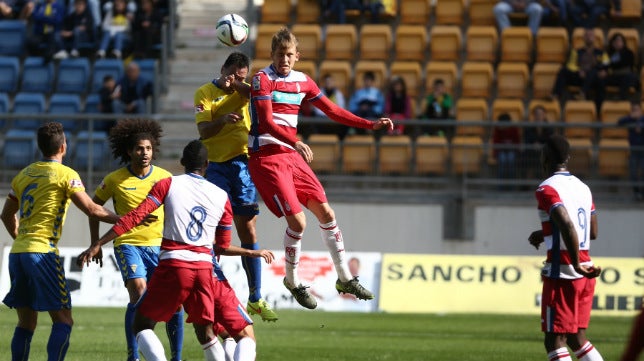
[0,21,26,57]
[84,93,114,132]
[49,94,81,132]
[56,58,90,94]
[0,57,20,93]
[136,58,158,112]
[73,130,109,170]
[91,59,123,93]
[12,92,46,130]
[3,129,37,169]
[0,92,8,129]
[21,57,54,93]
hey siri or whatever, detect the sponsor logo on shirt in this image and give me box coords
[195,104,204,113]
[69,179,84,188]
[252,75,260,91]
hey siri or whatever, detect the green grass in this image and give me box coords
[0,307,633,361]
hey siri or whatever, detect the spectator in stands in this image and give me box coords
[493,0,543,36]
[422,78,454,139]
[570,0,620,28]
[492,113,521,185]
[113,62,152,114]
[618,101,644,201]
[313,73,349,139]
[323,0,383,24]
[605,32,640,100]
[349,71,384,119]
[522,105,554,179]
[99,74,116,114]
[0,0,32,20]
[60,0,95,58]
[131,0,162,59]
[537,0,567,25]
[96,0,131,59]
[383,76,412,136]
[27,0,67,61]
[66,0,100,26]
[551,28,608,112]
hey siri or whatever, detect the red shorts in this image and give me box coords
[541,277,595,334]
[249,151,327,217]
[211,279,253,337]
[139,264,216,325]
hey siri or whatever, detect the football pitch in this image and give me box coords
[0,307,633,361]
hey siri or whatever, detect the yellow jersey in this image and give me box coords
[9,160,85,254]
[194,80,251,163]
[94,165,172,247]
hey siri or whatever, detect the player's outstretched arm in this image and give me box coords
[0,196,19,239]
[216,245,275,264]
[78,228,119,268]
[312,95,394,132]
[72,191,119,224]
[88,195,108,266]
[550,206,601,278]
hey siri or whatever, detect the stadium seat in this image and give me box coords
[567,138,593,177]
[353,61,387,93]
[598,139,629,178]
[600,101,630,139]
[469,0,496,25]
[3,129,37,169]
[291,24,321,61]
[607,28,640,63]
[389,61,423,99]
[295,0,320,23]
[572,28,603,50]
[12,92,46,130]
[0,92,8,129]
[450,136,484,175]
[91,59,124,93]
[260,0,291,23]
[465,26,498,62]
[429,26,462,61]
[500,27,533,63]
[532,62,560,99]
[0,56,20,93]
[612,0,641,21]
[318,60,352,96]
[564,101,596,139]
[250,58,272,78]
[49,94,82,132]
[435,0,465,25]
[394,25,427,62]
[84,94,114,132]
[136,58,159,112]
[425,62,458,96]
[400,0,431,24]
[296,60,317,80]
[460,62,494,98]
[378,135,412,175]
[536,27,569,64]
[73,130,110,171]
[528,99,561,122]
[20,57,54,94]
[307,134,340,173]
[496,62,530,99]
[414,135,448,175]
[359,24,392,61]
[325,25,357,61]
[455,98,489,137]
[56,58,91,94]
[342,135,375,174]
[492,99,525,122]
[254,24,283,59]
[0,20,26,56]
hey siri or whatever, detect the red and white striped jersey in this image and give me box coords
[535,171,595,279]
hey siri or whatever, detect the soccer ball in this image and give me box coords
[215,13,249,47]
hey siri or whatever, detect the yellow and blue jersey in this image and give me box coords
[194,80,251,163]
[9,160,85,254]
[94,165,172,247]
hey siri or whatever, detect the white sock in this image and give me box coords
[202,337,226,361]
[320,220,351,282]
[548,347,573,361]
[223,337,236,361]
[284,227,303,286]
[234,337,256,361]
[136,329,167,361]
[574,341,603,361]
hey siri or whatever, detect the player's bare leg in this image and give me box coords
[194,323,225,361]
[545,333,573,361]
[568,329,604,361]
[281,212,317,309]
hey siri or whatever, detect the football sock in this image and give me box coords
[320,220,351,283]
[621,308,644,361]
[241,242,262,303]
[284,227,303,286]
[125,303,139,361]
[166,308,184,361]
[11,326,33,361]
[574,341,603,361]
[202,337,225,361]
[234,337,256,361]
[136,329,167,361]
[47,322,71,361]
[548,347,573,361]
[223,337,236,361]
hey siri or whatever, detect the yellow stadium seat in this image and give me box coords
[492,99,525,124]
[254,24,283,59]
[528,99,561,122]
[415,135,449,175]
[359,24,393,61]
[324,25,357,61]
[342,135,375,174]
[389,61,423,99]
[394,25,427,62]
[291,24,322,61]
[572,28,604,50]
[567,138,593,177]
[400,0,431,24]
[318,60,352,96]
[429,25,462,61]
[501,27,533,63]
[461,62,494,98]
[378,135,412,175]
[353,60,388,92]
[536,27,569,64]
[250,58,272,78]
[455,98,488,137]
[435,0,465,25]
[532,62,560,99]
[496,62,530,99]
[260,0,292,24]
[598,139,629,178]
[295,0,320,23]
[612,0,641,21]
[564,101,596,139]
[600,101,630,139]
[469,0,496,25]
[465,26,498,62]
[451,136,484,175]
[307,134,340,173]
[425,61,458,95]
[296,60,317,80]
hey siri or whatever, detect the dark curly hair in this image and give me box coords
[108,119,163,164]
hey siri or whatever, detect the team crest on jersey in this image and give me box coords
[69,179,84,188]
[130,264,137,273]
[252,75,260,91]
[194,104,204,113]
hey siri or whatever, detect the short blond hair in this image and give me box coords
[271,27,298,53]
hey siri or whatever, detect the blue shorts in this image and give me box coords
[3,252,72,311]
[114,244,160,284]
[206,155,260,216]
